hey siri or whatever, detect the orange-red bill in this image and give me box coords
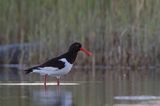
[80,48,93,56]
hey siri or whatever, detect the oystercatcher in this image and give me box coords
[24,42,92,87]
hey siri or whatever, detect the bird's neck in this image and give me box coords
[66,52,78,64]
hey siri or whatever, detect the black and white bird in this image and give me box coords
[24,42,92,87]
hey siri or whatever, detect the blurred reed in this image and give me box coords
[0,0,160,67]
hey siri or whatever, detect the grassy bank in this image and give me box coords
[0,0,160,66]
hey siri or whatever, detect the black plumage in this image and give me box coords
[24,42,82,74]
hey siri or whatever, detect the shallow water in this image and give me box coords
[0,67,160,106]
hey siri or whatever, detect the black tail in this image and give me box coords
[24,67,34,74]
[24,65,39,74]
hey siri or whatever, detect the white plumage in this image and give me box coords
[33,58,73,76]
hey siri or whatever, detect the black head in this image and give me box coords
[68,42,92,56]
[68,42,82,53]
[66,42,92,64]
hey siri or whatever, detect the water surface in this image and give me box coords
[0,67,160,106]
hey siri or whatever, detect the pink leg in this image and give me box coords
[57,78,60,86]
[56,77,60,96]
[44,74,48,90]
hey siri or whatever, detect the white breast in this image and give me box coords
[59,58,73,74]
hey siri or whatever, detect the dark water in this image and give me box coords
[0,67,160,106]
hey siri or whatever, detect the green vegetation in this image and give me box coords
[0,0,160,66]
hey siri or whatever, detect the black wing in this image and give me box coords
[24,53,67,74]
[24,58,65,74]
[40,58,65,69]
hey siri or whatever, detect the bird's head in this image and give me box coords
[68,42,92,56]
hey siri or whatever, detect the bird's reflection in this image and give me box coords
[32,87,73,106]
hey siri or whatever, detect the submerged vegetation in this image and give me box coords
[0,0,160,66]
